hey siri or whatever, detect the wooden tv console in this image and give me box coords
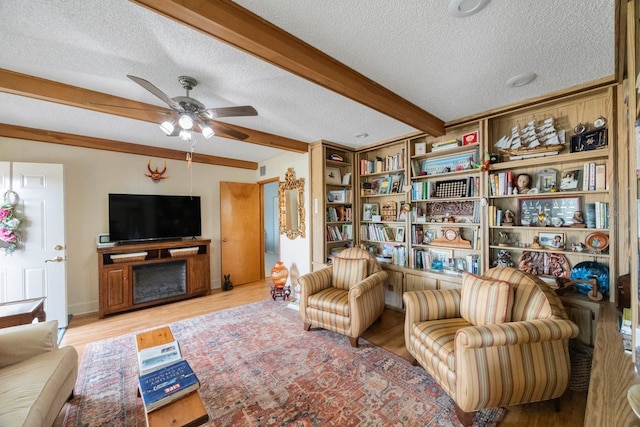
[97,239,211,318]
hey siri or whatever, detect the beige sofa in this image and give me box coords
[0,320,78,427]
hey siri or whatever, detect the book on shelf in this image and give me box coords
[138,341,183,375]
[138,359,200,413]
[595,164,607,190]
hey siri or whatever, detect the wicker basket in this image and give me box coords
[110,252,148,263]
[568,338,593,392]
[169,247,199,257]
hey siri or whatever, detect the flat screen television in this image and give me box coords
[108,194,202,243]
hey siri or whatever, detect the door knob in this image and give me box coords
[45,256,64,263]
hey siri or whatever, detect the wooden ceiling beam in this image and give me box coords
[129,0,446,137]
[0,124,258,170]
[0,68,308,153]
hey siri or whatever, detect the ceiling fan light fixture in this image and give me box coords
[178,113,194,130]
[159,120,175,135]
[179,129,192,141]
[201,125,215,139]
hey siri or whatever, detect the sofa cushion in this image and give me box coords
[0,345,78,427]
[307,287,350,316]
[460,273,514,326]
[332,257,368,290]
[413,318,473,371]
[0,320,58,368]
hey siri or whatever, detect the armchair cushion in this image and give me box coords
[332,257,368,290]
[413,317,472,371]
[460,273,514,326]
[307,287,350,316]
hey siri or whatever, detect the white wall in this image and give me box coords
[259,151,311,291]
[1,137,259,315]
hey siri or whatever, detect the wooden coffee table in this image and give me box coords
[135,326,209,427]
[0,297,46,329]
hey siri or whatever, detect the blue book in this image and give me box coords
[138,359,200,412]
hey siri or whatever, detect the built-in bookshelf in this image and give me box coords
[310,141,355,269]
[357,141,408,268]
[407,123,483,284]
[485,87,615,316]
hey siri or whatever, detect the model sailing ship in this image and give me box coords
[494,117,566,160]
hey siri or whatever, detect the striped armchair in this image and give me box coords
[403,267,579,426]
[298,248,387,347]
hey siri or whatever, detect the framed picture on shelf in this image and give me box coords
[536,168,558,192]
[327,190,346,203]
[389,174,404,193]
[362,203,379,221]
[518,196,581,226]
[395,226,405,242]
[538,232,565,249]
[325,167,342,185]
[559,169,581,191]
[378,177,391,194]
[415,142,427,155]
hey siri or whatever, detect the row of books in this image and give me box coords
[587,202,610,229]
[411,176,479,200]
[584,162,607,191]
[360,150,405,175]
[378,244,407,266]
[431,138,461,151]
[488,171,514,196]
[326,206,352,222]
[361,174,404,195]
[137,341,200,413]
[360,223,404,243]
[326,224,353,241]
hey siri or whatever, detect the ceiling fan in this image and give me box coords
[127,75,258,141]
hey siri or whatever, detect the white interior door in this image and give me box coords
[0,162,67,327]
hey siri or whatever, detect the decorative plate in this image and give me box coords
[570,261,609,297]
[628,384,640,419]
[518,251,571,280]
[585,232,609,251]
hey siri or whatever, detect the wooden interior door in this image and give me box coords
[220,182,262,286]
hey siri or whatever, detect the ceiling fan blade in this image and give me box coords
[211,122,249,140]
[87,102,172,114]
[203,105,258,119]
[127,75,183,111]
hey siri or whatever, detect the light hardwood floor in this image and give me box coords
[56,280,586,426]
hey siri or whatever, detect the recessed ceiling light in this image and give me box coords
[355,132,369,139]
[448,0,490,17]
[506,73,538,87]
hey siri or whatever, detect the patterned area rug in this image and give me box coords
[63,300,505,426]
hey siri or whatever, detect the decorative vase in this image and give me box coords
[271,261,289,288]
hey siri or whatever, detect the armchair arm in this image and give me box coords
[348,270,387,337]
[298,267,333,321]
[455,318,580,349]
[0,320,59,368]
[454,318,579,412]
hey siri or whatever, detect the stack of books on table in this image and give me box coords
[137,341,201,412]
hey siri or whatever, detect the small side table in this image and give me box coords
[0,297,46,329]
[271,285,291,301]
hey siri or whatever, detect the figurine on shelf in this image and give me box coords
[530,236,542,249]
[503,210,514,225]
[499,232,511,247]
[571,242,586,252]
[493,249,514,267]
[516,174,531,194]
[570,210,586,228]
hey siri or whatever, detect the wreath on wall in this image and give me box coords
[0,191,22,255]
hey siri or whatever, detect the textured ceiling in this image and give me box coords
[0,0,617,164]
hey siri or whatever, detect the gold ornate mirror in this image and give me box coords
[279,168,305,239]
